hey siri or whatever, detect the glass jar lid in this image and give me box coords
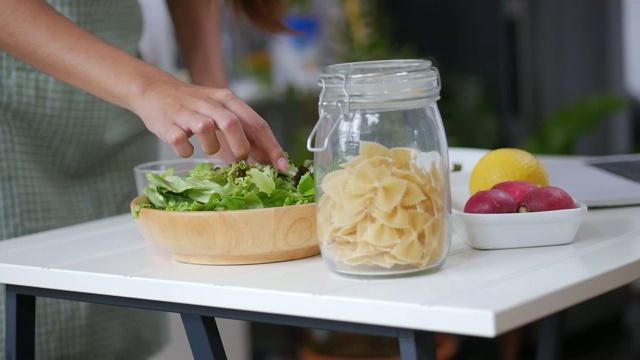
[318,59,441,105]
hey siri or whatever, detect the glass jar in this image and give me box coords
[307,59,451,277]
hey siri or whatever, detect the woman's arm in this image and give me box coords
[166,0,227,88]
[0,0,289,170]
[166,0,236,164]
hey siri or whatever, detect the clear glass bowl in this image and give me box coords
[133,158,226,195]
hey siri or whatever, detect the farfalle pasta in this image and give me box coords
[317,141,448,272]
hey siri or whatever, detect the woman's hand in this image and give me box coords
[131,75,289,170]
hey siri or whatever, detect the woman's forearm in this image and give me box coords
[0,0,174,113]
[167,0,227,88]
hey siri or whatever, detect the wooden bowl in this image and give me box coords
[131,196,319,265]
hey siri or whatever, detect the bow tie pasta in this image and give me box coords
[317,141,447,272]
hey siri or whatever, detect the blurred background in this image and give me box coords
[138,0,640,359]
[140,0,639,164]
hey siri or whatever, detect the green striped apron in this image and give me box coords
[0,1,167,358]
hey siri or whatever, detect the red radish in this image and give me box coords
[464,189,517,214]
[491,181,539,204]
[518,186,576,212]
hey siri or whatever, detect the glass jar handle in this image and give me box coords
[306,111,330,152]
[307,76,351,152]
[431,66,442,92]
[307,105,348,152]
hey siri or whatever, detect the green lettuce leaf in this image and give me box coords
[133,158,315,214]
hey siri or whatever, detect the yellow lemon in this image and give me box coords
[469,148,549,195]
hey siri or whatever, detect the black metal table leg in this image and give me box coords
[398,328,437,360]
[2,284,447,360]
[536,312,564,360]
[181,314,228,360]
[5,285,36,360]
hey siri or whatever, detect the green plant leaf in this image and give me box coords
[523,93,628,154]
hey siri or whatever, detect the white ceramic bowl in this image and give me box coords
[451,174,588,250]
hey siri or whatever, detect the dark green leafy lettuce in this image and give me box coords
[133,159,314,218]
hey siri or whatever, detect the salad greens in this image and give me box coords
[132,159,315,218]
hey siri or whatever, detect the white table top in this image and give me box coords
[2,149,640,338]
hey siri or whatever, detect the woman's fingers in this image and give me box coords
[163,124,195,158]
[209,89,289,171]
[207,109,250,160]
[189,113,221,156]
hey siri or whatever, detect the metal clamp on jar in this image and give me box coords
[307,59,452,277]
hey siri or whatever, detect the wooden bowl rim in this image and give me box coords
[130,195,315,216]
